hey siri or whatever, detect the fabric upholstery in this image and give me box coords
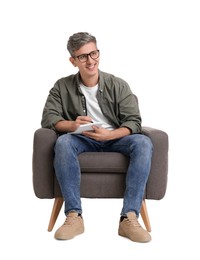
[32,127,168,201]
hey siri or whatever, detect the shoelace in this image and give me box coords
[63,215,78,226]
[126,216,141,227]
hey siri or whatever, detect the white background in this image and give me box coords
[1,0,200,259]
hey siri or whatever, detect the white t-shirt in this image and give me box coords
[80,83,114,130]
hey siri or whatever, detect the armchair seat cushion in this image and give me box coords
[79,152,129,173]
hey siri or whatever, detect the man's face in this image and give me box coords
[70,42,99,78]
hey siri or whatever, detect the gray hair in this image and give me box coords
[67,32,97,57]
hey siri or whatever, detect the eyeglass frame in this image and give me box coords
[73,50,100,63]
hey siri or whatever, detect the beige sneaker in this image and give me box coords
[54,212,84,240]
[118,212,151,243]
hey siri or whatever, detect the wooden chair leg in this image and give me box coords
[140,199,151,232]
[48,197,64,232]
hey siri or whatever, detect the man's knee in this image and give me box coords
[55,134,73,150]
[130,134,153,153]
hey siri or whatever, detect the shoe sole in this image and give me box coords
[55,228,84,240]
[118,228,151,243]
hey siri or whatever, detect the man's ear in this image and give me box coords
[69,57,77,67]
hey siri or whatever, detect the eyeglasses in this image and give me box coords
[74,50,100,63]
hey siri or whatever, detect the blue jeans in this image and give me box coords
[54,134,153,217]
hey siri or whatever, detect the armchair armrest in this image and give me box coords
[142,126,169,199]
[32,128,58,198]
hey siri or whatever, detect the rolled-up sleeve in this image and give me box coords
[118,87,142,134]
[41,82,65,130]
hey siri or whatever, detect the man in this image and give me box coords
[41,32,153,243]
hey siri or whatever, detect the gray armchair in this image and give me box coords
[32,126,168,232]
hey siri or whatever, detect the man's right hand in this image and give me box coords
[75,116,93,125]
[54,116,93,133]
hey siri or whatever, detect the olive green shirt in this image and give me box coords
[41,70,142,134]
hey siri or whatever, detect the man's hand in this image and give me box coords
[54,116,93,133]
[83,126,131,141]
[75,116,93,125]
